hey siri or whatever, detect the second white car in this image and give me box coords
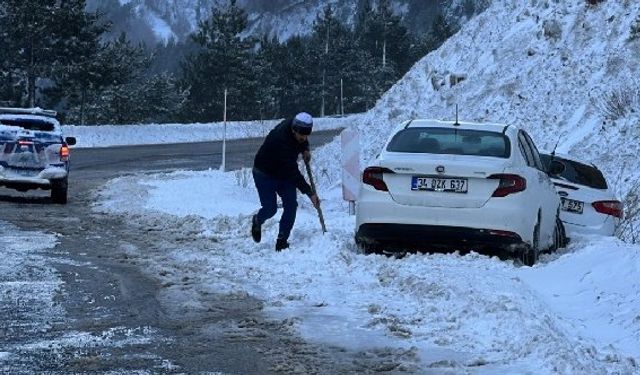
[541,152,622,237]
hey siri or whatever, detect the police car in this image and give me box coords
[0,107,76,204]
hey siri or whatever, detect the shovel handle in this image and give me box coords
[304,160,327,233]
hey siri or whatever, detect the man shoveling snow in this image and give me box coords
[251,112,321,251]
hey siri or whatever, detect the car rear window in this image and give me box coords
[540,154,608,189]
[386,127,511,158]
[0,118,55,131]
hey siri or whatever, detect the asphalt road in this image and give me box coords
[0,129,380,374]
[71,129,340,176]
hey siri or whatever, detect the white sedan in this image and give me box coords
[541,152,622,237]
[355,119,565,266]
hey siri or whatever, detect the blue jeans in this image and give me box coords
[253,168,298,240]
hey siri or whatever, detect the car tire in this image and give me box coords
[551,217,567,251]
[355,237,380,255]
[51,178,68,204]
[557,218,567,249]
[547,217,561,253]
[522,222,539,267]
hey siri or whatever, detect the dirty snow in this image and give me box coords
[0,222,167,373]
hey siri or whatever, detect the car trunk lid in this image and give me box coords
[0,128,54,171]
[380,153,510,208]
[553,179,621,226]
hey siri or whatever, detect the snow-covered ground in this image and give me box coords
[89,166,640,373]
[4,147,637,372]
[3,0,640,372]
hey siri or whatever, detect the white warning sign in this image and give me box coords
[341,127,360,202]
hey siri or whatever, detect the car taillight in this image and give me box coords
[488,230,521,239]
[60,144,70,161]
[488,174,527,197]
[592,200,623,218]
[362,166,394,191]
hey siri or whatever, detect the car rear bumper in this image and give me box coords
[355,189,535,244]
[0,166,68,190]
[355,223,524,252]
[562,219,617,237]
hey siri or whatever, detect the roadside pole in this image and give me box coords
[221,88,227,172]
[340,78,344,117]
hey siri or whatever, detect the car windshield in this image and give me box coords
[540,154,608,189]
[0,118,55,131]
[386,127,511,158]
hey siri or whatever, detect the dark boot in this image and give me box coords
[251,215,261,243]
[275,238,289,251]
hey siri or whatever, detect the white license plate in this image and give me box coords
[411,176,468,193]
[561,197,584,214]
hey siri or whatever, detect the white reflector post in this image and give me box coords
[220,88,227,172]
[341,127,360,215]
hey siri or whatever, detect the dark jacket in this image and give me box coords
[253,118,312,196]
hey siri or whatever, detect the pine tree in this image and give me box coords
[338,44,377,113]
[355,0,374,37]
[149,37,199,76]
[52,34,149,124]
[367,0,411,73]
[0,0,106,107]
[135,73,187,123]
[411,13,454,63]
[353,0,412,106]
[310,5,358,116]
[181,0,257,122]
[404,0,443,36]
[431,14,455,45]
[277,36,316,118]
[253,35,284,120]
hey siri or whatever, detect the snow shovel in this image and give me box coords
[304,159,327,234]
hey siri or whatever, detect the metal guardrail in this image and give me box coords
[0,107,58,117]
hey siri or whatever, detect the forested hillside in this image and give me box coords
[0,0,486,125]
[87,0,488,45]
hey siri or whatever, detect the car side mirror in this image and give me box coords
[65,136,76,146]
[548,160,564,176]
